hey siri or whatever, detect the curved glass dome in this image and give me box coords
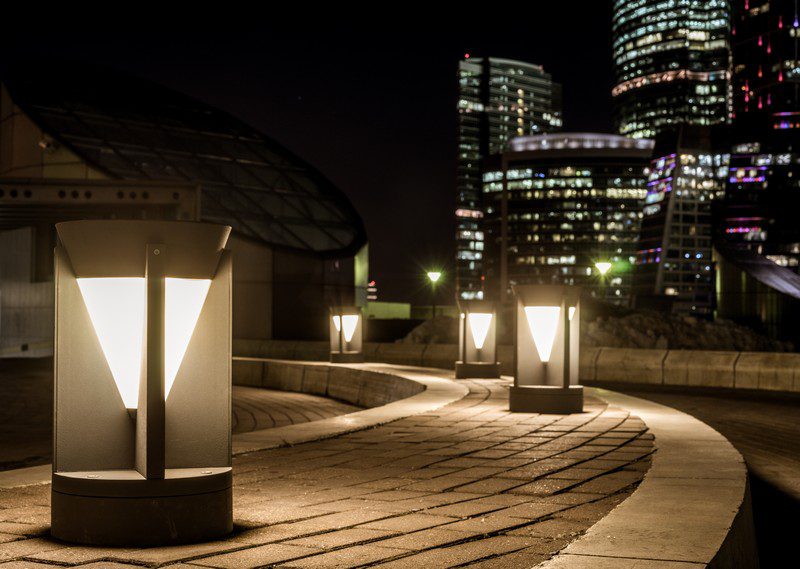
[3,62,366,255]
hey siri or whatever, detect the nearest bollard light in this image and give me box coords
[329,306,364,363]
[455,300,501,378]
[509,284,583,414]
[51,220,233,546]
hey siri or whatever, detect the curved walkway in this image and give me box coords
[232,386,361,434]
[0,376,653,567]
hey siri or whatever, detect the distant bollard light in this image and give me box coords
[51,220,233,546]
[455,300,501,378]
[330,306,364,363]
[510,285,583,414]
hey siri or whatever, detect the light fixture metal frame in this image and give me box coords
[455,300,501,378]
[510,284,583,414]
[51,220,233,546]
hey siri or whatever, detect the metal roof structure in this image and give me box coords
[2,62,366,255]
[716,243,800,301]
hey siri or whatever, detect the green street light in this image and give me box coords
[426,271,443,318]
[594,262,613,276]
[427,271,442,283]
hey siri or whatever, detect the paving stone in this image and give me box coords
[284,528,396,550]
[192,543,321,568]
[359,513,454,532]
[371,535,541,568]
[370,528,474,550]
[278,544,408,567]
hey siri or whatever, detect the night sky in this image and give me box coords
[1,8,614,303]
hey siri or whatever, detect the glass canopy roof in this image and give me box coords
[4,63,366,255]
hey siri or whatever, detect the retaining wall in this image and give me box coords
[232,357,425,408]
[233,340,800,393]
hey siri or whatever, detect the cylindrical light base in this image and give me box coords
[509,385,584,414]
[330,352,365,363]
[455,362,501,379]
[51,468,232,546]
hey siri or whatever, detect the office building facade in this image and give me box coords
[456,56,562,300]
[482,133,653,306]
[612,0,732,139]
[634,127,729,315]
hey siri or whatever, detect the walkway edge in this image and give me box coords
[538,387,758,569]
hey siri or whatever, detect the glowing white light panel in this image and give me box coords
[78,278,145,409]
[467,313,492,349]
[524,306,561,363]
[333,314,359,343]
[78,277,210,409]
[165,278,211,398]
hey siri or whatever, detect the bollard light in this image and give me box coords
[51,220,233,546]
[330,306,364,363]
[455,300,501,378]
[510,284,583,414]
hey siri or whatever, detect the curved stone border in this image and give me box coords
[539,387,758,569]
[231,359,468,455]
[0,360,468,489]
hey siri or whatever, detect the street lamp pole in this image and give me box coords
[427,271,442,319]
[594,261,612,301]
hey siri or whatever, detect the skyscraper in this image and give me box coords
[633,126,729,315]
[612,0,732,139]
[456,56,562,300]
[717,0,800,269]
[731,0,800,121]
[482,133,653,305]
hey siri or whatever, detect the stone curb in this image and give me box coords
[0,361,469,489]
[539,387,758,569]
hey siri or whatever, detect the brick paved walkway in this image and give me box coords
[232,387,361,434]
[0,377,652,568]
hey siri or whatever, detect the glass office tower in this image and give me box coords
[634,127,729,315]
[717,0,800,270]
[482,134,653,306]
[456,56,562,300]
[612,0,732,139]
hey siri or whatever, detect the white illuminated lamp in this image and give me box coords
[330,306,364,363]
[510,284,583,414]
[52,220,233,546]
[455,300,501,379]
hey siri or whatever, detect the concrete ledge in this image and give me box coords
[596,348,667,384]
[539,387,758,569]
[735,351,800,391]
[664,350,739,389]
[235,340,800,394]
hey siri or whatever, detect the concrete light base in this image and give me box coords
[509,385,584,414]
[455,361,501,379]
[330,352,365,364]
[51,468,232,546]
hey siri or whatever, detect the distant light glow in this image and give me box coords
[467,313,492,349]
[427,271,442,283]
[524,306,561,363]
[78,278,145,409]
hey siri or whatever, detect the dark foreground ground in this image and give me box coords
[605,384,800,568]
